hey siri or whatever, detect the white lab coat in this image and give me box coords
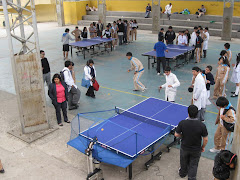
[193,73,208,110]
[230,64,240,83]
[189,32,196,46]
[84,65,96,86]
[177,35,188,46]
[62,67,77,92]
[161,73,180,101]
[165,4,172,14]
[203,32,209,50]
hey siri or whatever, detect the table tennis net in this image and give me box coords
[115,107,172,130]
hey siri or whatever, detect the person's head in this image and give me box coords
[148,3,150,6]
[200,27,203,32]
[178,31,182,35]
[192,66,200,76]
[52,73,62,84]
[164,66,171,76]
[98,19,101,23]
[65,60,73,69]
[113,21,116,25]
[205,65,212,74]
[93,22,96,26]
[169,3,172,6]
[86,59,94,67]
[201,5,204,7]
[40,50,45,58]
[90,23,93,27]
[204,27,208,32]
[196,30,200,36]
[198,26,202,30]
[83,27,87,32]
[86,4,88,6]
[126,52,132,60]
[168,26,173,31]
[224,43,230,50]
[220,50,227,57]
[185,29,189,34]
[216,96,229,108]
[65,28,70,33]
[75,26,78,30]
[220,150,237,169]
[188,105,198,118]
[106,25,109,30]
[133,19,137,23]
[158,36,164,42]
[194,26,198,32]
[160,28,164,32]
[119,18,122,22]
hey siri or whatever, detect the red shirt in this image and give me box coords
[56,83,66,103]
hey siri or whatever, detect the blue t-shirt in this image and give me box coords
[154,41,167,57]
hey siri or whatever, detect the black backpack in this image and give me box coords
[222,107,235,132]
[60,70,67,82]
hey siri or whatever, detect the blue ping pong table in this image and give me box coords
[67,97,188,179]
[70,37,115,59]
[142,44,194,70]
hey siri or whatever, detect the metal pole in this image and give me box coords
[17,0,27,53]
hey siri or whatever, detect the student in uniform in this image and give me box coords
[126,52,146,92]
[210,97,236,153]
[132,20,138,41]
[61,28,74,60]
[71,26,82,42]
[224,43,232,64]
[192,67,208,122]
[230,53,240,97]
[184,29,191,45]
[154,36,169,75]
[190,27,198,59]
[89,23,96,38]
[159,66,180,102]
[97,20,104,37]
[112,21,118,46]
[117,19,124,45]
[165,26,176,45]
[145,3,152,18]
[177,31,188,46]
[158,28,164,41]
[195,31,203,63]
[40,50,51,88]
[103,25,112,48]
[202,66,215,102]
[84,59,97,98]
[165,3,172,20]
[123,20,128,44]
[203,27,209,58]
[213,56,230,99]
[81,27,88,39]
[200,27,207,57]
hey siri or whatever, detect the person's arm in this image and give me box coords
[209,73,215,85]
[174,121,182,138]
[193,79,202,100]
[68,34,74,41]
[153,44,156,51]
[172,75,180,88]
[71,30,75,36]
[173,32,176,40]
[174,132,182,138]
[84,66,92,80]
[63,70,74,87]
[222,67,230,84]
[215,110,220,125]
[201,136,208,152]
[48,84,54,101]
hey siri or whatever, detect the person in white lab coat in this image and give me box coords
[203,27,209,58]
[165,3,172,20]
[177,31,188,46]
[230,53,240,97]
[190,27,198,59]
[84,59,97,98]
[159,66,180,102]
[192,66,208,122]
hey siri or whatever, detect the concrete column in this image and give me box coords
[56,0,65,26]
[152,0,160,34]
[98,0,106,27]
[221,0,234,41]
[232,93,240,180]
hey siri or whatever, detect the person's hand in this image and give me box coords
[127,69,130,73]
[207,80,210,84]
[232,64,235,67]
[134,72,137,75]
[168,85,172,88]
[159,86,162,89]
[194,99,197,101]
[166,50,169,53]
[220,115,225,120]
[201,147,205,152]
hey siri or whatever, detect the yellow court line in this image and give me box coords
[77,81,218,115]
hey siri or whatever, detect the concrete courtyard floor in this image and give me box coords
[1,22,240,180]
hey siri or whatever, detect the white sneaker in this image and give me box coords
[142,89,145,92]
[157,73,160,76]
[209,148,221,153]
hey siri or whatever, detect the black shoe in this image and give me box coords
[0,169,5,173]
[231,91,235,94]
[133,89,139,91]
[231,94,238,97]
[64,120,70,123]
[86,93,91,97]
[91,95,95,98]
[69,106,77,110]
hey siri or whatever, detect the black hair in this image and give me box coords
[52,73,62,83]
[164,66,171,72]
[113,21,116,23]
[202,5,204,6]
[158,36,164,42]
[75,26,78,29]
[108,23,111,26]
[236,53,240,68]
[220,150,237,167]
[126,52,132,56]
[93,22,96,26]
[188,105,198,118]
[169,3,172,5]
[194,26,198,30]
[198,26,202,29]
[205,27,209,31]
[206,65,212,71]
[220,50,227,56]
[168,26,173,29]
[65,28,70,33]
[119,19,122,21]
[86,4,88,6]
[160,28,164,31]
[65,60,72,67]
[224,43,230,49]
[200,27,203,30]
[192,66,200,72]
[83,27,87,31]
[133,19,137,23]
[196,30,200,34]
[216,96,229,107]
[40,50,44,54]
[86,59,94,66]
[72,62,74,66]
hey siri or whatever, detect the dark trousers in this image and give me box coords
[157,57,166,73]
[179,148,201,180]
[54,101,68,124]
[86,86,95,97]
[123,33,127,43]
[118,35,123,45]
[68,86,81,108]
[167,41,173,45]
[191,46,196,59]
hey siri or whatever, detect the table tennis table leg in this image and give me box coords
[111,41,113,51]
[129,163,132,180]
[83,48,86,59]
[145,151,162,170]
[71,46,73,57]
[148,57,150,69]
